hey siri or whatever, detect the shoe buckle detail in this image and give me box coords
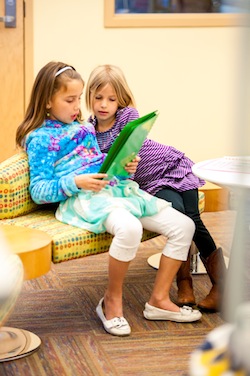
[106,317,128,329]
[181,306,194,315]
[182,305,192,311]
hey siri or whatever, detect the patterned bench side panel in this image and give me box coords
[0,152,38,219]
[198,190,205,214]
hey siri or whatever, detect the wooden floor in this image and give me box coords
[0,210,236,376]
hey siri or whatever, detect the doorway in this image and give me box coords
[0,0,33,162]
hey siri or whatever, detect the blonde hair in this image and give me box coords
[85,64,136,114]
[16,61,84,147]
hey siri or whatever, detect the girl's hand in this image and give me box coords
[124,155,141,174]
[74,173,109,192]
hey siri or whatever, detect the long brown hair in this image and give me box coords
[16,61,84,147]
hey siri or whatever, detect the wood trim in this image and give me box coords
[104,1,244,28]
[199,182,229,212]
[24,0,34,110]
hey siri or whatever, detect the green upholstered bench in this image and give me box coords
[0,152,161,263]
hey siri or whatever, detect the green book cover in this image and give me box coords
[99,110,159,180]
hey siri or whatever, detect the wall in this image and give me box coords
[32,0,241,162]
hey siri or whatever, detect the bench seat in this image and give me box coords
[0,151,205,263]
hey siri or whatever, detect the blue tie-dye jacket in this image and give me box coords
[25,119,106,204]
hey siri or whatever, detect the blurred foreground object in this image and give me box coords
[0,230,24,326]
[0,229,41,362]
[228,302,250,373]
[190,303,250,375]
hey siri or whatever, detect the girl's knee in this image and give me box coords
[117,218,143,244]
[170,208,195,236]
[185,215,195,235]
[169,210,195,243]
[179,215,195,243]
[109,217,143,261]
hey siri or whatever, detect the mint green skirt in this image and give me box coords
[56,179,170,233]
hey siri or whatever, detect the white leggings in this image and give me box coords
[104,206,195,262]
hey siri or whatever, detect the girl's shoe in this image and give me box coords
[96,297,131,336]
[143,303,202,322]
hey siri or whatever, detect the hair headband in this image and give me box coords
[55,66,73,77]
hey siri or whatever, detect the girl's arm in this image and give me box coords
[95,107,140,154]
[27,131,111,204]
[27,134,80,204]
[116,107,139,132]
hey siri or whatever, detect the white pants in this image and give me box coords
[104,206,195,262]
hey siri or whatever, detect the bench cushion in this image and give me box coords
[0,210,158,263]
[0,152,205,263]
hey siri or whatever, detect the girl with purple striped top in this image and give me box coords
[85,64,227,313]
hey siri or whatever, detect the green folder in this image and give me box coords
[99,110,159,180]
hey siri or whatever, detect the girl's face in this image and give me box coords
[47,79,83,124]
[92,83,119,127]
